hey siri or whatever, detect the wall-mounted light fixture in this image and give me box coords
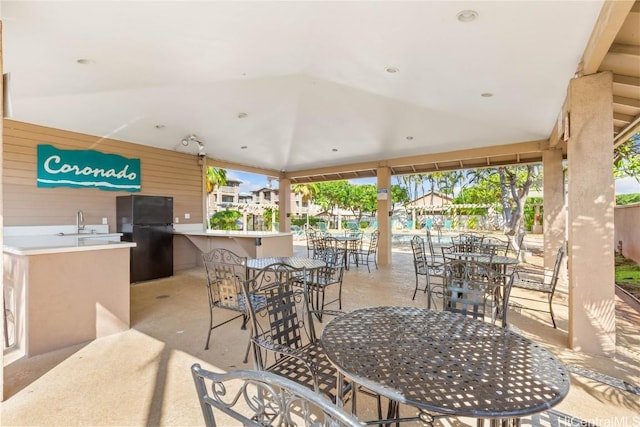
[177,134,206,156]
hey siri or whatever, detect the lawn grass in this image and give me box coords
[615,254,640,299]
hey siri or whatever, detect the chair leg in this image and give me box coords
[549,295,557,329]
[241,313,248,330]
[318,289,326,322]
[242,329,252,364]
[205,311,214,350]
[204,328,213,351]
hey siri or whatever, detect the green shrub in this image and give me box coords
[210,210,242,230]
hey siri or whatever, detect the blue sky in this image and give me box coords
[615,176,640,194]
[229,169,640,195]
[227,170,377,194]
[226,170,272,194]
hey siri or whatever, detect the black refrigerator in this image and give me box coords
[116,195,174,283]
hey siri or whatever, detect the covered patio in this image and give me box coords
[6,0,638,359]
[2,1,640,423]
[2,239,639,425]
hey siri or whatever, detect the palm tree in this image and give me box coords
[292,183,318,227]
[206,167,227,194]
[205,167,228,229]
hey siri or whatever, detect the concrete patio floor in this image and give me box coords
[2,235,639,426]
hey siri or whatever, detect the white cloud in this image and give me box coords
[226,170,269,193]
[616,177,640,195]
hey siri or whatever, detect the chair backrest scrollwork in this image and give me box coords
[191,365,363,427]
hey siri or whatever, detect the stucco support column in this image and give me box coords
[279,177,291,233]
[542,148,566,276]
[376,167,392,266]
[567,72,615,356]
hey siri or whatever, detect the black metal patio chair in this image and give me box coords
[202,248,266,364]
[442,258,514,327]
[352,230,379,272]
[304,246,345,322]
[241,262,353,407]
[511,245,565,328]
[191,364,363,427]
[410,235,444,308]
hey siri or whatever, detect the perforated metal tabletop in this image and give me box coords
[321,306,570,419]
[246,256,326,270]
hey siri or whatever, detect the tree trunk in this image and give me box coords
[499,166,535,261]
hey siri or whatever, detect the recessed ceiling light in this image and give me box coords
[385,66,399,74]
[480,92,494,98]
[332,148,338,152]
[237,112,248,119]
[154,124,165,129]
[457,10,478,22]
[76,58,94,65]
[406,136,414,140]
[240,145,248,149]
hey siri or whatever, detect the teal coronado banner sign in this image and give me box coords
[37,144,141,192]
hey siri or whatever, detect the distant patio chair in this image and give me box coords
[352,230,379,273]
[424,218,434,230]
[304,228,317,257]
[317,221,328,232]
[346,220,359,231]
[304,246,345,321]
[442,258,514,327]
[410,235,444,308]
[291,224,304,239]
[443,219,453,231]
[511,245,565,328]
[479,236,511,256]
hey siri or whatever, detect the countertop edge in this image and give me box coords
[4,241,137,256]
[175,231,293,237]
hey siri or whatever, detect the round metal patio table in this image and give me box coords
[246,256,326,270]
[329,235,360,270]
[321,306,570,421]
[443,252,519,268]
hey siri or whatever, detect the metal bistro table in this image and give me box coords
[443,252,519,271]
[246,256,326,271]
[246,256,328,321]
[321,306,570,424]
[442,252,520,323]
[331,235,361,270]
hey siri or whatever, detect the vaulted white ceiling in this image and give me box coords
[0,1,626,178]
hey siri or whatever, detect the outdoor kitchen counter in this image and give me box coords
[3,235,135,357]
[175,229,294,258]
[4,234,133,255]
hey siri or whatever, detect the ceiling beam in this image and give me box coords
[614,115,640,148]
[550,1,635,148]
[285,140,546,181]
[205,157,281,177]
[580,1,636,76]
[613,95,640,108]
[613,73,640,87]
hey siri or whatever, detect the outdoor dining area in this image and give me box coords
[5,229,637,426]
[191,230,576,426]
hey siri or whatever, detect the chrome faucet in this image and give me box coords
[77,210,85,233]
